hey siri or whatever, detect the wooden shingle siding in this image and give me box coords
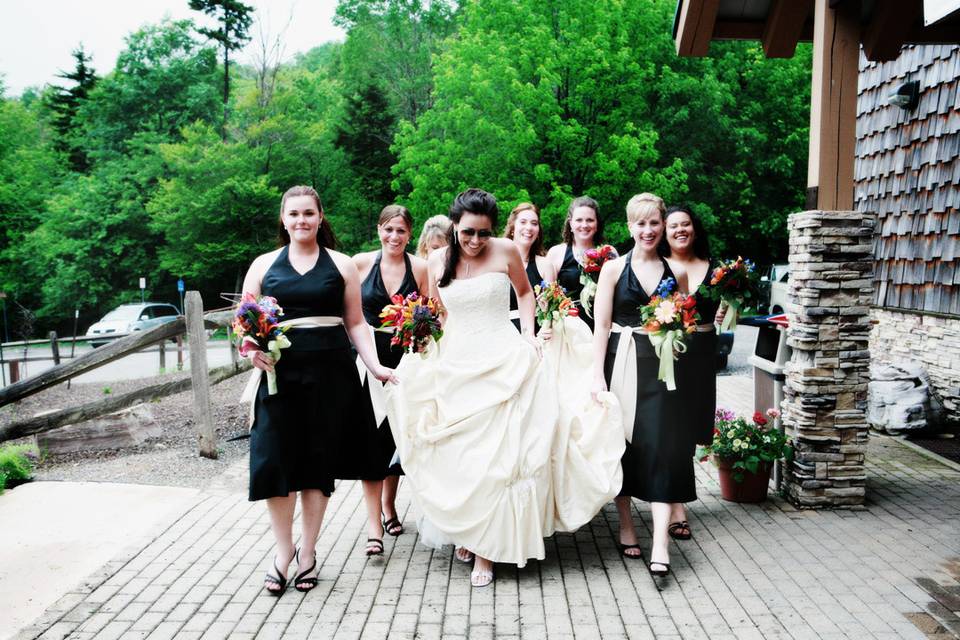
[856,45,960,317]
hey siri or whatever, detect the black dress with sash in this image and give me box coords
[602,251,696,503]
[360,251,419,475]
[249,246,381,501]
[676,258,720,446]
[557,244,594,331]
[508,257,544,332]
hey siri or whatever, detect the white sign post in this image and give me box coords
[139,277,146,303]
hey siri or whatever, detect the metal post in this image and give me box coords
[176,335,184,371]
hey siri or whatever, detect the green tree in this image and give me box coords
[44,45,98,173]
[189,0,255,137]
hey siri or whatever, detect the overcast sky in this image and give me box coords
[0,0,345,96]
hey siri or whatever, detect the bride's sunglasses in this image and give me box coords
[459,228,493,238]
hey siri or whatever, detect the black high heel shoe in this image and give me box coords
[264,556,289,597]
[293,548,318,593]
[648,560,671,577]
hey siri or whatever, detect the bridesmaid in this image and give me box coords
[416,214,452,258]
[352,205,429,546]
[503,202,557,331]
[241,185,395,595]
[661,204,722,541]
[590,193,694,577]
[546,196,606,331]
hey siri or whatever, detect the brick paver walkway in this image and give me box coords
[13,376,960,640]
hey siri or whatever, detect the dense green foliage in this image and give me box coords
[0,0,810,335]
[0,443,39,492]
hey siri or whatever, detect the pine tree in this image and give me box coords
[188,0,255,138]
[45,46,97,173]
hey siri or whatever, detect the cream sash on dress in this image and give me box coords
[240,315,344,428]
[608,322,716,442]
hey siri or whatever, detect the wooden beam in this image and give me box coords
[186,291,217,459]
[713,20,815,43]
[863,0,922,62]
[675,0,721,56]
[0,318,185,408]
[763,0,815,57]
[0,360,248,443]
[807,0,861,211]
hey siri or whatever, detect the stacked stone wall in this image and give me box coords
[870,308,960,421]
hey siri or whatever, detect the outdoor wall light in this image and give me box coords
[888,80,920,110]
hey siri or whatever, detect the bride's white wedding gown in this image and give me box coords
[384,271,624,567]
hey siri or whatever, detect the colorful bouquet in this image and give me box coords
[698,256,761,332]
[696,408,792,483]
[639,277,699,390]
[578,244,617,317]
[233,293,290,395]
[379,292,443,355]
[534,281,579,328]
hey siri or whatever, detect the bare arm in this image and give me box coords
[410,255,430,295]
[332,251,397,383]
[591,257,623,399]
[505,241,535,337]
[537,255,557,284]
[546,244,565,277]
[351,251,375,283]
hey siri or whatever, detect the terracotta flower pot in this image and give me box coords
[715,456,772,503]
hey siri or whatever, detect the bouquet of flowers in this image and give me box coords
[534,281,579,328]
[379,292,443,355]
[579,244,617,317]
[233,293,290,395]
[697,408,792,483]
[698,256,761,332]
[639,277,699,390]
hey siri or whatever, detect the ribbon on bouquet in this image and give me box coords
[356,325,388,428]
[719,299,740,333]
[578,274,598,318]
[648,329,687,391]
[240,315,344,428]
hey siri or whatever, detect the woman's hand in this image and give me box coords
[522,333,542,358]
[714,303,727,325]
[537,326,553,343]
[591,377,608,404]
[373,365,399,385]
[249,350,275,373]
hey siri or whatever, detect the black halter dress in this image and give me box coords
[676,258,720,445]
[509,257,544,332]
[557,244,594,331]
[360,251,419,475]
[602,252,696,503]
[248,246,381,501]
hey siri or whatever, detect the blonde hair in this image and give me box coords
[416,215,452,258]
[625,192,665,223]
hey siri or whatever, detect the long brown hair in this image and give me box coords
[561,195,604,245]
[276,185,337,249]
[503,202,544,261]
[438,188,499,288]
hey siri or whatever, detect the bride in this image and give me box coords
[385,188,623,588]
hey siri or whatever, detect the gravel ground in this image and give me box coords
[0,370,250,489]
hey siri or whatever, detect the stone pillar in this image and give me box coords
[781,210,876,507]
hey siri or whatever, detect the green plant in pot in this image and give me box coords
[697,408,792,503]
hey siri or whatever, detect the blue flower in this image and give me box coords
[656,277,676,297]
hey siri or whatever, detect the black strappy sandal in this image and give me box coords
[382,515,404,537]
[293,549,318,593]
[264,557,288,597]
[619,543,643,559]
[365,538,384,556]
[648,561,671,577]
[668,521,692,540]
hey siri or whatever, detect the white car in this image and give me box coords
[764,264,790,315]
[86,303,181,346]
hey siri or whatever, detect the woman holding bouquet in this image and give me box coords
[546,196,610,331]
[385,188,623,588]
[351,204,429,547]
[591,193,695,576]
[504,202,556,331]
[241,185,396,596]
[660,205,722,541]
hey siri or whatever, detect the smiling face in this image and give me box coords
[281,194,321,244]
[665,210,695,254]
[569,205,598,243]
[629,209,663,250]
[456,212,494,257]
[378,215,411,256]
[512,209,541,248]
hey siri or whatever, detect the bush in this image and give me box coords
[0,443,40,492]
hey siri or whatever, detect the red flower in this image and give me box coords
[752,411,768,426]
